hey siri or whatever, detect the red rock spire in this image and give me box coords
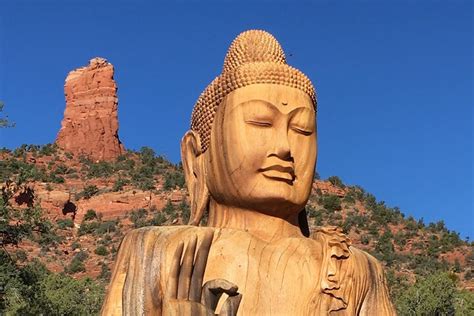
[56,57,124,161]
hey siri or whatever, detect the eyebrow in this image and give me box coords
[238,99,311,115]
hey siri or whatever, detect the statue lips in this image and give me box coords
[258,164,296,184]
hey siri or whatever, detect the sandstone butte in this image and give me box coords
[56,57,124,161]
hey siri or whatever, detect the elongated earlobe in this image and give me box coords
[181,130,210,225]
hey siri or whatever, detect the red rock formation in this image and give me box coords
[313,180,346,197]
[56,57,124,161]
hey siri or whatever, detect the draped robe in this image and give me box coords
[102,226,396,315]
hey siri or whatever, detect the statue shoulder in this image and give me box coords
[310,226,386,278]
[120,225,214,246]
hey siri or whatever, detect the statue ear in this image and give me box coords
[181,130,210,225]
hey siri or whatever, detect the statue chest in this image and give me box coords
[202,230,324,315]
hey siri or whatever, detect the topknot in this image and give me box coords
[223,30,286,73]
[191,29,317,152]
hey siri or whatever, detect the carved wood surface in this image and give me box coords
[101,29,396,315]
[102,226,395,315]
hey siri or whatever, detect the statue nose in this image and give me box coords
[271,129,292,161]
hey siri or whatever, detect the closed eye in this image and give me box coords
[291,126,313,136]
[245,120,272,127]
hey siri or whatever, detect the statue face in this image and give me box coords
[205,84,317,217]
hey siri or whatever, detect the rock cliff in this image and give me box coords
[56,57,124,161]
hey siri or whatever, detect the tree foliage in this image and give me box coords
[0,101,15,128]
[0,252,104,315]
[395,272,473,315]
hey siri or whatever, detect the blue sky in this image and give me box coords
[0,1,472,238]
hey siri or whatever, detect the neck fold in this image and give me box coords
[207,199,303,242]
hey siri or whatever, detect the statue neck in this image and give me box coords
[207,199,303,243]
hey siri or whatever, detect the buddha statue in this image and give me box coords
[101,30,396,315]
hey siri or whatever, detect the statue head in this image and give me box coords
[181,30,317,234]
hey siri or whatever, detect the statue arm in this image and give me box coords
[101,227,171,315]
[357,251,397,316]
[101,226,242,316]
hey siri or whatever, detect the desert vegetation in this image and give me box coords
[1,145,473,314]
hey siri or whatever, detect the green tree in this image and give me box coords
[81,185,99,199]
[0,252,104,314]
[327,175,344,188]
[0,101,15,128]
[179,200,190,223]
[129,208,148,228]
[84,209,98,221]
[396,272,456,315]
[0,182,57,248]
[454,290,474,315]
[39,273,104,315]
[95,245,109,256]
[319,194,342,212]
[139,146,156,166]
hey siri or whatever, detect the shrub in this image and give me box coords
[37,221,63,246]
[150,212,167,226]
[56,218,74,229]
[163,200,175,216]
[81,185,99,200]
[87,161,114,178]
[370,202,401,225]
[15,249,28,262]
[131,166,155,191]
[361,235,370,245]
[54,164,69,175]
[130,209,148,228]
[39,274,104,314]
[394,231,407,247]
[96,221,117,234]
[405,218,418,232]
[48,172,65,184]
[453,259,462,273]
[66,257,86,274]
[342,194,355,204]
[71,241,81,250]
[396,272,457,315]
[114,156,135,171]
[163,170,185,190]
[84,209,97,221]
[327,176,344,188]
[74,250,88,262]
[112,177,129,191]
[65,253,87,274]
[94,245,109,256]
[179,200,190,223]
[319,195,342,212]
[99,262,111,281]
[454,290,474,315]
[78,221,100,236]
[139,146,156,166]
[38,143,58,156]
[374,230,396,265]
[0,254,104,315]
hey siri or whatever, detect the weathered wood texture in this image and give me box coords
[102,30,396,315]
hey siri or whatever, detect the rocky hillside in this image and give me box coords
[1,144,473,314]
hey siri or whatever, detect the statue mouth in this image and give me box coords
[258,165,296,184]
